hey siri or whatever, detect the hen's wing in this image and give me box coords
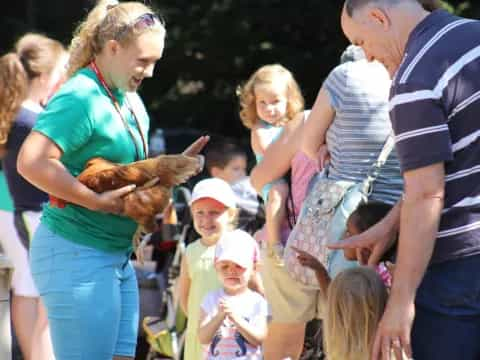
[123,183,172,232]
[127,154,202,187]
[77,157,137,192]
[77,155,202,193]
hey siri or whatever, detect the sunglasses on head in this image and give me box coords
[115,13,164,40]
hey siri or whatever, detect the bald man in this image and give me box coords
[340,1,480,359]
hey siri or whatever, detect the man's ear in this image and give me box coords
[368,7,391,30]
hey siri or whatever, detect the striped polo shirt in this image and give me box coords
[324,58,404,205]
[390,10,480,264]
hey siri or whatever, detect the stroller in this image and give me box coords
[136,186,193,360]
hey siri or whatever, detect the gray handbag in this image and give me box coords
[283,135,396,288]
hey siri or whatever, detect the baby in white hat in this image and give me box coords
[198,229,268,359]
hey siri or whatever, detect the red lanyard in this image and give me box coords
[49,62,149,209]
[89,61,147,161]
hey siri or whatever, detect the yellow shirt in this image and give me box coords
[184,239,222,360]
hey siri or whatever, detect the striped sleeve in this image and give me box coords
[323,64,347,110]
[389,81,453,172]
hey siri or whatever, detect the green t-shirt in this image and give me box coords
[0,171,14,212]
[33,67,150,252]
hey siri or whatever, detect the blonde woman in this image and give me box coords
[0,32,67,360]
[15,2,205,359]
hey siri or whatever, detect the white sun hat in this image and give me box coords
[215,229,259,269]
[190,177,237,208]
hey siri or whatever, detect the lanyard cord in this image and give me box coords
[89,61,148,161]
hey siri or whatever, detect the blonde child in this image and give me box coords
[324,267,389,360]
[238,64,305,253]
[178,178,262,359]
[198,229,267,359]
[294,203,401,360]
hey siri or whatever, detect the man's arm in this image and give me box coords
[372,162,445,359]
[392,162,444,309]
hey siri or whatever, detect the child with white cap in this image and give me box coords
[198,229,268,359]
[180,178,263,360]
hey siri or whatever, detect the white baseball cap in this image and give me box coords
[215,229,259,269]
[190,178,237,208]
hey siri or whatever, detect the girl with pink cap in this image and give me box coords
[198,229,267,359]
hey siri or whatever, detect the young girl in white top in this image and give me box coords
[199,229,267,359]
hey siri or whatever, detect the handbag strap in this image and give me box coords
[363,132,396,190]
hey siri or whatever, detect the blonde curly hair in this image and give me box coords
[0,33,64,145]
[67,0,166,78]
[237,64,304,129]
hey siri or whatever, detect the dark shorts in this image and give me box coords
[412,254,480,360]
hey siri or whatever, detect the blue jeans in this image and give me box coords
[412,254,480,359]
[30,223,139,359]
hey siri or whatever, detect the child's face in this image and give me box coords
[342,220,361,261]
[215,260,251,293]
[214,155,247,184]
[254,83,288,126]
[191,198,233,243]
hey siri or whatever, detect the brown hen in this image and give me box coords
[77,154,201,195]
[76,154,202,259]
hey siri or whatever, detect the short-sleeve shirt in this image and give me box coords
[185,240,222,360]
[323,59,403,205]
[33,67,149,252]
[2,105,48,212]
[390,10,480,263]
[254,121,285,202]
[0,171,14,212]
[201,288,267,359]
[291,111,319,217]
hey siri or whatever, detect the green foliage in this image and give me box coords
[142,0,347,138]
[440,1,470,14]
[1,0,480,140]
